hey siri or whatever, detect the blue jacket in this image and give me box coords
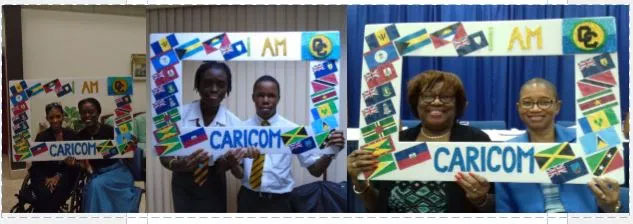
[495,124,629,213]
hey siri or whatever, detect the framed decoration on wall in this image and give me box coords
[131,53,146,80]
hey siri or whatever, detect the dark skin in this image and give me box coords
[241,80,345,178]
[44,107,64,192]
[159,68,243,178]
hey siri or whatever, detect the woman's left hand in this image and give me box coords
[325,130,345,150]
[588,177,621,213]
[455,172,490,205]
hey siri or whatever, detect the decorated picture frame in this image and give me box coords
[132,53,147,80]
[148,31,341,159]
[357,17,625,184]
[9,77,136,161]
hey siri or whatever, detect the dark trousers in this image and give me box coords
[237,186,292,213]
[31,168,79,212]
[171,166,227,213]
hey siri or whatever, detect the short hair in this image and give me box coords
[252,75,280,96]
[45,102,64,116]
[194,61,232,96]
[519,78,559,100]
[406,70,467,119]
[78,97,102,115]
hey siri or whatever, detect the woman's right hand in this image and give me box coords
[347,149,378,180]
[63,157,78,166]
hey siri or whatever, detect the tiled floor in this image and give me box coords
[2,154,146,213]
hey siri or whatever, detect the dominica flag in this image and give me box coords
[360,116,397,143]
[175,38,203,60]
[360,136,395,156]
[394,28,431,56]
[365,153,397,179]
[151,34,179,55]
[585,146,623,176]
[365,24,400,50]
[578,108,619,134]
[154,136,184,156]
[535,142,575,171]
[153,123,180,143]
[282,126,309,146]
[577,88,618,115]
[153,108,181,129]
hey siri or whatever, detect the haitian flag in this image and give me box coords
[363,43,399,71]
[202,33,230,54]
[150,49,179,72]
[179,127,208,148]
[152,81,179,101]
[152,65,180,86]
[151,33,179,55]
[548,158,588,184]
[153,95,180,115]
[312,60,338,79]
[362,100,396,124]
[394,28,431,56]
[362,82,396,106]
[221,40,248,61]
[394,143,431,170]
[30,143,49,157]
[578,53,615,78]
[43,79,62,93]
[175,38,204,60]
[289,137,317,154]
[365,24,400,50]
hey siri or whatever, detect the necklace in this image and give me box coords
[420,128,450,140]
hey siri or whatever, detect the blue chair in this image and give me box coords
[458,120,506,130]
[556,120,576,127]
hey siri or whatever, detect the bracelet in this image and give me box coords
[612,201,621,213]
[352,181,371,195]
[168,158,177,170]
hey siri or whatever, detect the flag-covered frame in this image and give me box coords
[358,17,625,184]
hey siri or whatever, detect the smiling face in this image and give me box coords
[517,83,561,132]
[416,81,456,132]
[197,68,228,107]
[46,107,64,132]
[252,80,279,120]
[79,102,100,128]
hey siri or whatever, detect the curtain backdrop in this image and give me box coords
[347,5,629,129]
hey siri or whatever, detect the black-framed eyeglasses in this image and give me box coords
[420,94,455,104]
[519,98,555,109]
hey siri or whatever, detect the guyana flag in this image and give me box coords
[360,136,395,157]
[364,153,397,179]
[585,147,623,176]
[534,142,575,171]
[14,152,32,162]
[360,116,397,143]
[154,136,183,156]
[282,126,308,146]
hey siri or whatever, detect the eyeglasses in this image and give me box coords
[519,98,556,109]
[420,94,455,104]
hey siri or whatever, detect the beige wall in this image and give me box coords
[147,5,348,213]
[20,8,147,121]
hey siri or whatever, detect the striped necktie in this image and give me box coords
[193,118,208,187]
[249,120,269,190]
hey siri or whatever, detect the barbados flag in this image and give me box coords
[365,24,400,50]
[151,34,179,55]
[175,38,203,60]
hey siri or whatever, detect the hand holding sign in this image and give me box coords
[455,172,490,206]
[588,177,621,212]
[324,130,345,150]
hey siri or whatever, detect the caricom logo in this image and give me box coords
[572,21,606,51]
[309,34,333,59]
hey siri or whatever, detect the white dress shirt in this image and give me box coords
[181,101,242,165]
[241,113,321,194]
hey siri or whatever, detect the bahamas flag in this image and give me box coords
[394,28,431,56]
[175,38,203,60]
